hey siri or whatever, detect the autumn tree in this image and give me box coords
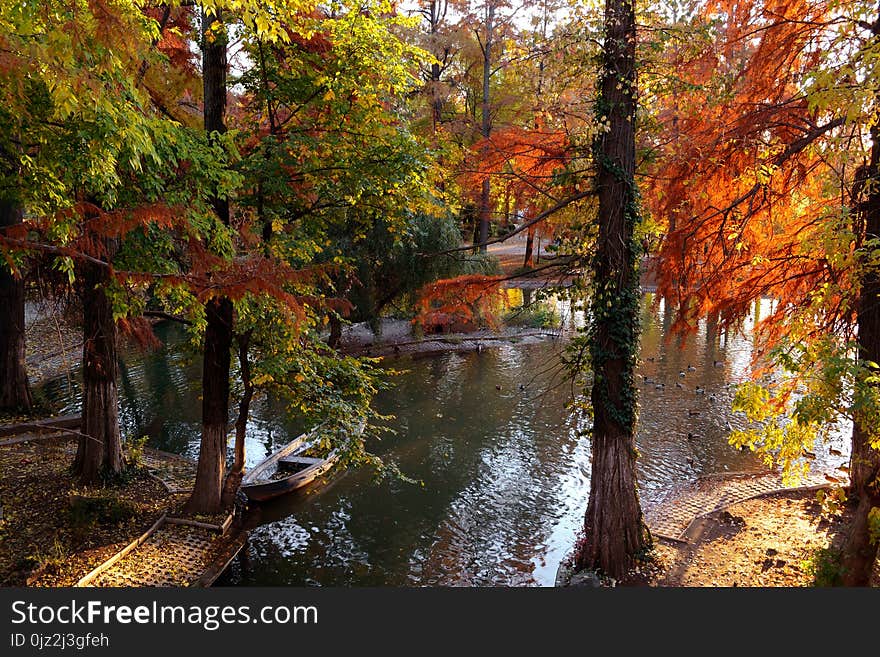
[645,0,880,584]
[183,5,235,514]
[0,1,181,482]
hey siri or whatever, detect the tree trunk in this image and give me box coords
[575,0,650,580]
[221,334,252,509]
[186,7,233,515]
[0,198,31,412]
[74,237,123,485]
[524,224,535,269]
[840,109,880,586]
[327,314,342,348]
[477,2,494,254]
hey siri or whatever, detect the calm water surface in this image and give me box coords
[38,294,847,586]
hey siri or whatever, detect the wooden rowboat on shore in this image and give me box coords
[240,423,358,502]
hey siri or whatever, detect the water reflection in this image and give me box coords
[36,293,849,586]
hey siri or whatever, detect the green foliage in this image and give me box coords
[729,334,880,482]
[231,293,394,474]
[815,487,847,515]
[869,507,880,546]
[802,547,845,587]
[348,212,500,324]
[125,435,150,469]
[25,538,70,575]
[66,491,138,532]
[502,301,560,329]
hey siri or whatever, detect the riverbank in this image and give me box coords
[336,317,566,358]
[0,434,173,586]
[8,281,875,587]
[559,485,879,587]
[3,431,874,586]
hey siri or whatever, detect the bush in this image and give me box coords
[502,302,560,329]
[67,491,138,531]
[802,547,844,586]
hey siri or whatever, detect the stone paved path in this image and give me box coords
[644,470,837,542]
[80,520,221,587]
[140,449,197,493]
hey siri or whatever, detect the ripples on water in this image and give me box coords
[37,294,851,586]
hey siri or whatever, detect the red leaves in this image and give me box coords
[413,274,506,333]
[117,316,162,351]
[645,0,847,346]
[462,125,570,202]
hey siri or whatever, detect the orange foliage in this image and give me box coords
[461,123,570,206]
[644,0,853,346]
[413,274,506,333]
[118,316,162,351]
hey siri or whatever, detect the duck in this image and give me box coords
[519,383,526,391]
[655,383,665,390]
[695,386,705,395]
[688,409,700,416]
[643,375,654,384]
[495,384,502,391]
[679,370,686,377]
[675,381,685,389]
[713,360,723,367]
[686,432,698,441]
[687,364,697,372]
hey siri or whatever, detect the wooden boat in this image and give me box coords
[241,425,350,502]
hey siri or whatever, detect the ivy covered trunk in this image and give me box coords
[840,112,880,586]
[0,197,31,412]
[74,237,123,484]
[186,8,233,515]
[477,1,494,254]
[575,0,650,580]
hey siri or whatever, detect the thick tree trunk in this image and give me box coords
[431,59,443,133]
[575,0,649,580]
[186,8,233,515]
[840,114,880,586]
[74,238,123,485]
[0,198,31,412]
[477,2,494,254]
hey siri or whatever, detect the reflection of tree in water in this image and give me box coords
[33,295,785,585]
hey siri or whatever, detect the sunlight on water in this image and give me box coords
[36,293,851,586]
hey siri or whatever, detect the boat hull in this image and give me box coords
[241,453,339,502]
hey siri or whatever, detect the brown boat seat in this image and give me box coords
[278,455,325,470]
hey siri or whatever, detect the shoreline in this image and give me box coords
[336,317,568,358]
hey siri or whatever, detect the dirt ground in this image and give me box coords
[0,436,173,587]
[642,488,878,587]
